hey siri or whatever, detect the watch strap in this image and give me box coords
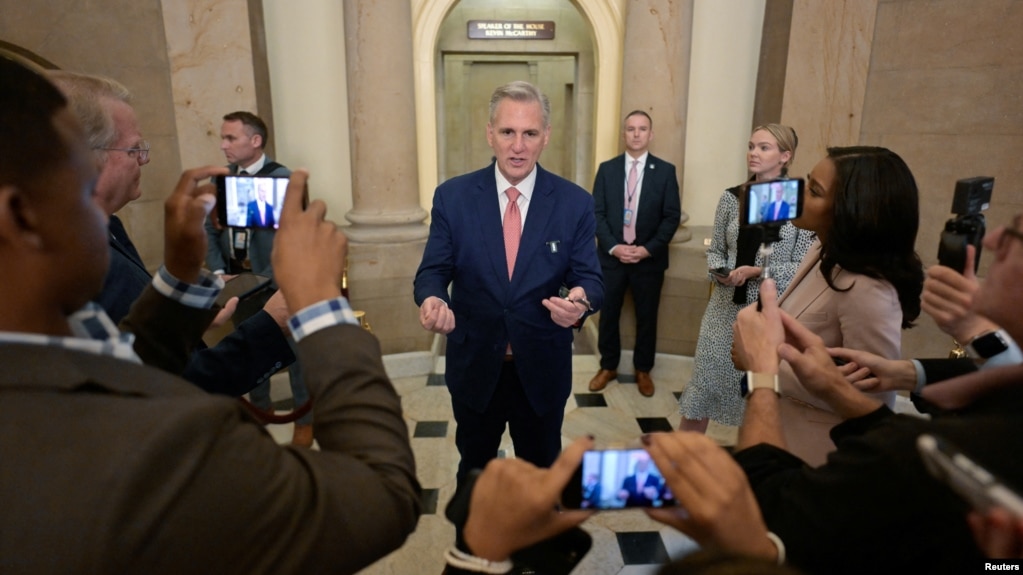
[742,371,779,398]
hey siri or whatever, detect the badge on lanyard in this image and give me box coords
[623,209,634,226]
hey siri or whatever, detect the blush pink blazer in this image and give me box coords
[776,240,903,466]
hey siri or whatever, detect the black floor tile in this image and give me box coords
[636,417,673,433]
[672,391,682,402]
[617,373,636,384]
[574,393,608,408]
[420,488,439,515]
[426,373,446,386]
[413,421,448,438]
[617,531,669,565]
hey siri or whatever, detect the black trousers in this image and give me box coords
[597,263,665,372]
[451,361,564,486]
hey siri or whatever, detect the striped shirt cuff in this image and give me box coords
[288,297,359,342]
[153,266,224,309]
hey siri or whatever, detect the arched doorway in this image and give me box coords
[412,0,624,207]
[0,41,58,71]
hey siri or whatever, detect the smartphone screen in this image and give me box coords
[561,448,676,510]
[917,434,1023,518]
[215,174,290,229]
[743,178,804,226]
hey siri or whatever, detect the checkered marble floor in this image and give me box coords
[262,347,739,574]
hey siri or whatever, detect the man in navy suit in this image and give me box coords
[759,182,790,223]
[616,452,667,507]
[589,111,681,397]
[246,180,276,228]
[414,81,603,484]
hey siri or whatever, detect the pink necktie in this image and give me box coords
[504,187,522,279]
[624,160,638,244]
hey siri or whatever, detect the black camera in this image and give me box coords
[937,176,993,274]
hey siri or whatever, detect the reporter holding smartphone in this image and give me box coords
[680,124,812,433]
[754,147,925,465]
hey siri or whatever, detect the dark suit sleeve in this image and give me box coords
[918,358,978,385]
[641,162,681,261]
[567,190,604,314]
[414,189,454,306]
[593,162,617,255]
[182,310,296,396]
[246,202,259,227]
[99,244,153,325]
[119,284,219,376]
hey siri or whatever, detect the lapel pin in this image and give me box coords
[547,240,560,253]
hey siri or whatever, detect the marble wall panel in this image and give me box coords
[843,0,1023,359]
[872,0,1023,72]
[0,0,181,270]
[781,0,879,180]
[162,0,259,171]
[621,0,693,184]
[861,67,1023,136]
[863,133,1023,269]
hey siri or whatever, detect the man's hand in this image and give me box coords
[272,170,345,313]
[164,166,230,283]
[612,245,650,264]
[830,347,917,393]
[968,508,1023,559]
[923,245,996,342]
[419,296,455,334]
[542,286,588,328]
[644,432,778,562]
[261,289,291,331]
[462,436,595,561]
[777,314,884,419]
[731,279,783,373]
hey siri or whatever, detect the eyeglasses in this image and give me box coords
[96,140,150,164]
[997,214,1023,253]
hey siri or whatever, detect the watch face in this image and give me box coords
[972,332,1009,358]
[739,373,751,398]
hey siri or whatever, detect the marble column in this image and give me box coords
[342,0,431,355]
[621,0,694,242]
[342,0,429,243]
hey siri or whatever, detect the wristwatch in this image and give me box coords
[967,330,1010,360]
[741,371,779,398]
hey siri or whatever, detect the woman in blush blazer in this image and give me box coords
[772,146,924,466]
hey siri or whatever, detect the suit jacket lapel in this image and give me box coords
[108,216,149,275]
[514,166,556,284]
[473,169,510,285]
[610,155,627,230]
[777,240,829,317]
[637,154,662,226]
